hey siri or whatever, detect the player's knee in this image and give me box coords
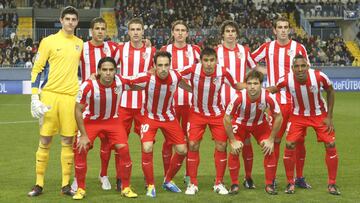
[244,138,251,145]
[142,142,153,153]
[114,143,127,149]
[325,142,336,148]
[39,136,53,146]
[175,144,187,155]
[285,141,296,149]
[189,141,200,151]
[61,136,73,145]
[215,141,227,152]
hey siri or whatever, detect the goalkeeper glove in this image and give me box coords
[31,94,51,119]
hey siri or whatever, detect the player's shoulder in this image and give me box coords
[191,44,201,51]
[160,45,168,51]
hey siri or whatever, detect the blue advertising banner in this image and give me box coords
[331,78,360,91]
[0,81,23,94]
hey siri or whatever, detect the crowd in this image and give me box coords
[31,0,100,9]
[0,0,358,67]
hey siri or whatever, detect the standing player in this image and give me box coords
[28,6,83,197]
[117,17,156,142]
[160,20,200,181]
[130,51,191,197]
[224,70,282,195]
[73,57,137,200]
[251,17,311,188]
[216,20,257,190]
[268,54,340,195]
[183,48,245,195]
[71,17,120,192]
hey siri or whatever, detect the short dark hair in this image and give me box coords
[273,16,290,29]
[154,51,172,65]
[97,57,116,70]
[245,70,264,83]
[60,6,78,19]
[127,17,144,29]
[292,54,307,64]
[200,47,217,60]
[220,20,240,38]
[90,17,106,29]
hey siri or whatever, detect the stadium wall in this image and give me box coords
[0,67,359,94]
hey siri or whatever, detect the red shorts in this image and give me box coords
[83,118,128,147]
[188,112,227,142]
[174,105,190,135]
[140,117,186,145]
[118,107,143,136]
[268,103,291,139]
[286,113,335,143]
[233,121,271,144]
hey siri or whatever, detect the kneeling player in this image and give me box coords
[73,57,137,200]
[224,70,283,195]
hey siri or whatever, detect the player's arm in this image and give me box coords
[224,95,243,155]
[234,82,246,90]
[128,72,149,90]
[31,37,50,95]
[322,75,335,133]
[261,97,282,155]
[267,76,287,93]
[75,102,90,153]
[251,43,268,74]
[179,79,193,93]
[255,64,267,75]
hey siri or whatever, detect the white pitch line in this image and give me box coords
[0,104,28,106]
[0,120,37,125]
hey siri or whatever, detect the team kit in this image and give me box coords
[27,6,340,199]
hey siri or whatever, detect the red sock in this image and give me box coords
[214,149,227,184]
[264,153,277,185]
[142,151,154,185]
[325,147,338,185]
[165,152,186,182]
[295,140,306,178]
[162,141,173,177]
[115,145,132,188]
[283,148,296,184]
[74,148,88,189]
[242,144,253,179]
[99,137,111,177]
[187,151,199,186]
[273,142,280,175]
[228,153,240,185]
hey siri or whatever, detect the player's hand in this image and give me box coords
[89,73,97,80]
[323,117,334,133]
[261,139,274,156]
[77,135,90,153]
[230,139,243,155]
[143,38,152,47]
[31,94,51,119]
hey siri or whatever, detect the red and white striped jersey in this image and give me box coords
[160,44,200,106]
[217,44,256,106]
[131,70,182,121]
[251,40,309,105]
[80,41,120,82]
[77,75,131,121]
[181,63,237,117]
[225,89,280,126]
[118,42,156,109]
[276,69,331,116]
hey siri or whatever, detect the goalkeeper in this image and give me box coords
[28,6,83,197]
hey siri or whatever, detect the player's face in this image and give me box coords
[99,61,116,85]
[223,25,237,44]
[128,23,144,43]
[246,78,261,98]
[155,56,170,79]
[201,55,217,75]
[91,22,106,43]
[60,14,78,35]
[273,21,290,41]
[172,24,188,43]
[292,58,309,82]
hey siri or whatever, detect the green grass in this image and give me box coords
[0,93,359,202]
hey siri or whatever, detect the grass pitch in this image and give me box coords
[0,92,359,202]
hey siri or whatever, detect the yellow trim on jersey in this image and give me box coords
[31,29,83,95]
